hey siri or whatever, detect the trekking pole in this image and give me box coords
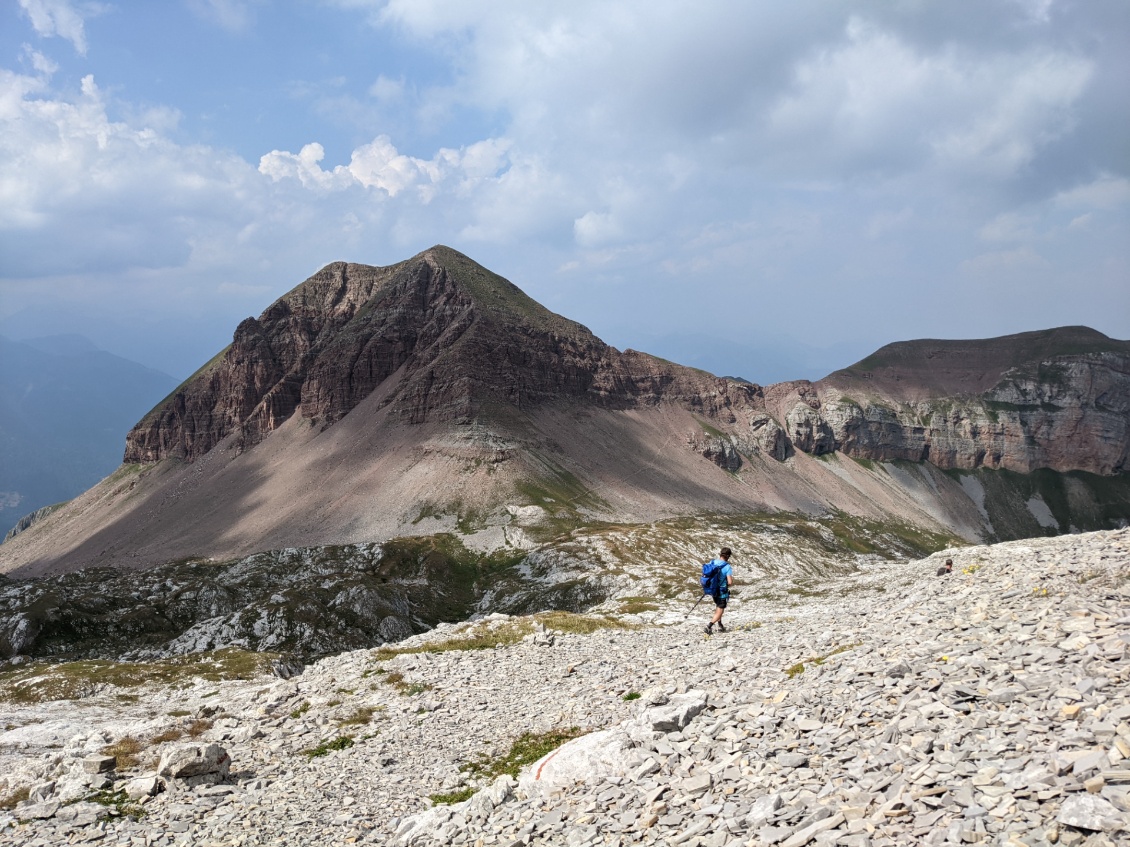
[684,593,708,619]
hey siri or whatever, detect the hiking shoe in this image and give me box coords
[716,621,726,633]
[703,625,713,635]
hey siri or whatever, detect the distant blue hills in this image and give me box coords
[0,334,178,534]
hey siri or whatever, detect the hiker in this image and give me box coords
[936,558,953,576]
[703,547,733,635]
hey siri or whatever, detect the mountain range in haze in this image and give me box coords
[1,246,1126,582]
[0,335,178,532]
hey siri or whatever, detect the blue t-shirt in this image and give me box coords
[710,559,733,596]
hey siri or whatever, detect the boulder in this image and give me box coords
[1056,793,1124,832]
[747,414,791,461]
[82,755,116,774]
[379,616,414,643]
[27,781,55,803]
[157,743,231,786]
[518,727,634,799]
[19,800,59,820]
[123,774,163,801]
[54,801,102,827]
[635,690,708,734]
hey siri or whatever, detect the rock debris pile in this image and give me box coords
[1,528,1128,847]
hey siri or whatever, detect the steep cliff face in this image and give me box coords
[125,247,758,463]
[765,328,1130,475]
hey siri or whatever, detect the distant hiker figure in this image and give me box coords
[702,547,733,635]
[937,559,953,576]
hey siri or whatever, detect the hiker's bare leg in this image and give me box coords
[711,607,724,625]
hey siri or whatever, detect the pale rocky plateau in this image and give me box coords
[2,528,1128,846]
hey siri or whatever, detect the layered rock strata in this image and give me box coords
[765,327,1130,476]
[124,248,1129,479]
[124,247,756,463]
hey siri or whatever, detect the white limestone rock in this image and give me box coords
[157,743,231,785]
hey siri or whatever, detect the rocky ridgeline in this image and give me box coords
[1,529,1128,846]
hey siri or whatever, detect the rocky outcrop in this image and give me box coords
[766,328,1130,476]
[0,536,617,661]
[158,744,230,787]
[3,503,66,544]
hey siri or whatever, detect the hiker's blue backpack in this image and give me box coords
[700,559,724,596]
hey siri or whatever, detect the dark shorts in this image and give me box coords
[712,593,728,609]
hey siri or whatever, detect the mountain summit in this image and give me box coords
[125,246,741,464]
[2,248,1127,578]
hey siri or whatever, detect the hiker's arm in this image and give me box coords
[726,574,733,587]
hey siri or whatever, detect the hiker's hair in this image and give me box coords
[720,547,732,559]
[946,559,953,565]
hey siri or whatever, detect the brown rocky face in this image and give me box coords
[126,248,1128,480]
[124,247,759,464]
[765,332,1130,476]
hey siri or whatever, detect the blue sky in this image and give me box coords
[1,0,1127,382]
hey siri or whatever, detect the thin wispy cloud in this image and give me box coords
[16,0,104,56]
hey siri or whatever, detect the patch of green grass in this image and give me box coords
[786,583,821,598]
[375,620,537,659]
[338,706,378,727]
[166,709,191,717]
[463,727,584,782]
[534,611,638,635]
[290,702,311,719]
[456,507,489,535]
[87,788,146,820]
[412,501,447,525]
[785,643,860,679]
[377,670,432,696]
[101,737,144,771]
[303,736,354,758]
[0,648,278,704]
[429,786,476,805]
[622,692,641,701]
[617,597,658,614]
[695,418,725,439]
[849,456,878,471]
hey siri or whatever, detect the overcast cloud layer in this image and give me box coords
[0,0,1127,381]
